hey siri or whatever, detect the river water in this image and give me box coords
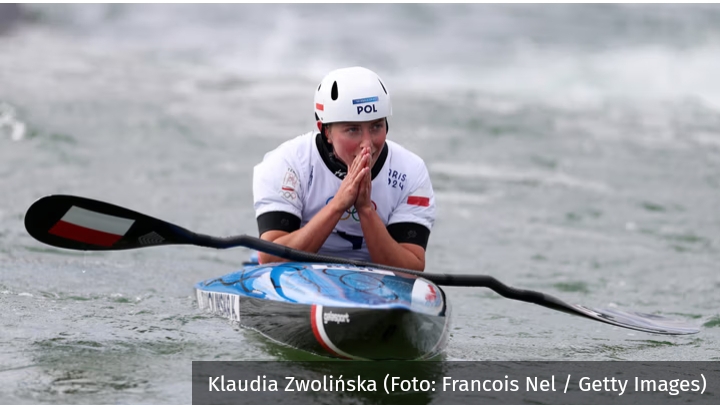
[1,4,719,404]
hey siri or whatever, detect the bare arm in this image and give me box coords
[258,150,371,264]
[354,149,426,271]
[258,201,344,264]
[357,206,426,271]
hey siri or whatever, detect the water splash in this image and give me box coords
[0,102,27,141]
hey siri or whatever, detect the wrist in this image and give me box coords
[328,199,348,217]
[356,204,375,217]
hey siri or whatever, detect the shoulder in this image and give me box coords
[254,132,316,186]
[386,140,429,174]
[261,132,315,163]
[255,132,316,177]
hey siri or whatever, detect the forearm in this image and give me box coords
[258,203,344,264]
[357,207,426,271]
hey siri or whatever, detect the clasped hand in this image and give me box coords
[331,147,374,215]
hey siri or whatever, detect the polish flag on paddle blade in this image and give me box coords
[406,187,431,207]
[48,206,135,247]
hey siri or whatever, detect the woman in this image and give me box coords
[253,67,435,271]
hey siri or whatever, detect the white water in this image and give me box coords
[1,4,719,404]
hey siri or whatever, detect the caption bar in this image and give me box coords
[208,372,707,396]
[193,361,718,405]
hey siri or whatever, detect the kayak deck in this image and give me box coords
[195,262,450,360]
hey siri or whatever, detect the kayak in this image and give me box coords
[194,260,450,360]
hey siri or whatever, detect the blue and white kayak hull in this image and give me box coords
[195,262,450,360]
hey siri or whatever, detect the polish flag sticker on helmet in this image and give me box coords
[48,206,135,247]
[406,187,431,207]
[315,103,324,111]
[352,96,379,105]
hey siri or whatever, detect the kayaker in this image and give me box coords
[253,67,435,271]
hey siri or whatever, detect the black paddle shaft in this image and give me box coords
[24,194,700,335]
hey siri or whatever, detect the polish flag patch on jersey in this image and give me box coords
[406,187,431,207]
[48,206,135,247]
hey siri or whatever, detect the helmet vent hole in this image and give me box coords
[317,83,321,91]
[378,79,387,94]
[331,81,338,100]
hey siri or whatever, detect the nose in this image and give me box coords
[359,128,373,150]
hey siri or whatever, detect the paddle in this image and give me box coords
[24,194,699,335]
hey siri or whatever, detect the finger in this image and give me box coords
[351,151,369,175]
[354,166,367,182]
[362,149,371,168]
[353,167,369,185]
[361,159,370,180]
[349,151,364,173]
[347,163,363,179]
[343,165,359,186]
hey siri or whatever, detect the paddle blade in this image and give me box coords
[437,275,700,335]
[24,195,193,251]
[572,305,700,335]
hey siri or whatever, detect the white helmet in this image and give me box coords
[314,67,392,124]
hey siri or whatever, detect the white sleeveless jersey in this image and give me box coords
[253,132,436,261]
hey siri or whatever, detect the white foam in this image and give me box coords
[395,43,720,112]
[27,5,720,112]
[0,102,26,141]
[431,162,612,193]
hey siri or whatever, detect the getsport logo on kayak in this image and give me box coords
[323,311,350,324]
